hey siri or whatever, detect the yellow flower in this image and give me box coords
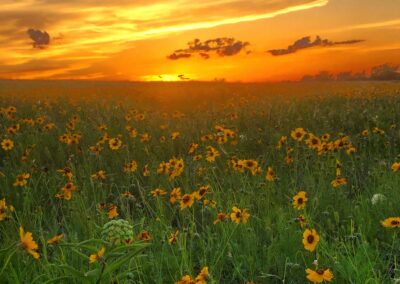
[171,131,180,140]
[108,204,119,219]
[175,275,195,284]
[19,226,40,259]
[180,194,195,210]
[151,188,167,197]
[381,217,400,228]
[206,146,219,162]
[89,247,105,263]
[168,230,179,245]
[303,229,319,252]
[193,186,210,201]
[292,191,307,210]
[230,207,250,224]
[170,187,182,204]
[0,198,14,221]
[195,267,209,284]
[291,128,307,141]
[123,160,138,173]
[47,234,64,245]
[108,137,122,150]
[1,139,14,151]
[188,143,198,154]
[361,129,369,136]
[132,230,148,243]
[213,212,228,225]
[143,164,150,176]
[13,173,30,187]
[265,166,276,182]
[331,176,347,187]
[57,167,73,180]
[305,268,333,283]
[91,170,106,180]
[391,162,400,172]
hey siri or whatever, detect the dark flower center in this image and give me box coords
[307,235,314,243]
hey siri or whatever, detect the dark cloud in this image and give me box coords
[268,36,364,56]
[27,29,50,49]
[167,38,250,60]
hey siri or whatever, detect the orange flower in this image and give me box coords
[230,207,250,224]
[180,194,195,209]
[89,247,105,263]
[47,234,64,245]
[19,226,40,259]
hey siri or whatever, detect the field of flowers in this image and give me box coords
[1,80,400,283]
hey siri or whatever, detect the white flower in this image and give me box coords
[371,193,386,205]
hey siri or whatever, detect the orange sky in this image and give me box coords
[1,0,400,82]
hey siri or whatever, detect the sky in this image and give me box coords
[1,0,400,82]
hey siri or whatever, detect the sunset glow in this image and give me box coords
[1,0,399,81]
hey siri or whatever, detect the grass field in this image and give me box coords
[1,80,400,283]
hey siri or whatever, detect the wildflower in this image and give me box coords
[292,191,307,210]
[230,207,250,224]
[373,127,385,135]
[381,217,400,228]
[206,146,219,162]
[180,194,195,209]
[361,129,369,136]
[303,229,319,252]
[57,167,73,180]
[193,185,210,201]
[213,212,228,225]
[391,162,400,172]
[47,234,64,245]
[276,136,287,149]
[109,137,122,150]
[140,133,150,142]
[331,176,347,187]
[188,143,198,154]
[296,215,306,228]
[306,134,321,149]
[321,134,330,141]
[143,164,150,176]
[121,191,134,198]
[265,166,276,182]
[1,139,14,151]
[291,128,307,141]
[170,187,182,204]
[13,173,30,187]
[305,268,333,283]
[175,275,195,284]
[168,230,179,244]
[91,170,106,180]
[137,230,151,242]
[19,226,40,259]
[108,204,119,219]
[151,188,167,197]
[89,247,105,263]
[55,182,77,200]
[0,198,14,221]
[195,267,209,284]
[124,160,138,173]
[171,131,180,140]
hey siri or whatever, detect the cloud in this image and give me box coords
[167,38,250,60]
[27,29,50,49]
[0,0,327,79]
[268,36,364,56]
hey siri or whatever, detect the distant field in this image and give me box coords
[1,80,400,283]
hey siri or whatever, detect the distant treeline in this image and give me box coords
[301,64,400,81]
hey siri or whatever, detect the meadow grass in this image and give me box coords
[0,80,400,283]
